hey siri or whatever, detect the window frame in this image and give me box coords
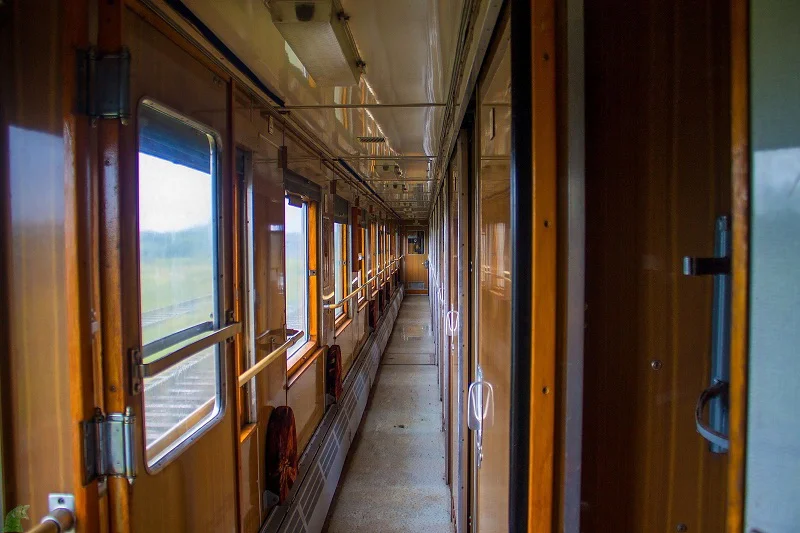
[334,220,350,327]
[285,197,311,362]
[358,225,368,309]
[135,98,227,473]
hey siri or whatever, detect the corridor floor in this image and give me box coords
[323,295,453,533]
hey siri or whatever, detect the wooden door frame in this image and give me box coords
[454,127,471,533]
[727,0,749,531]
[509,0,557,531]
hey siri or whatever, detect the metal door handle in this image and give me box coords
[695,380,730,451]
[467,380,494,430]
[468,378,494,469]
[445,310,459,336]
[683,215,731,453]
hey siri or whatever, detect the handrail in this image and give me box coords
[324,256,404,310]
[25,506,74,533]
[238,328,303,387]
[141,322,242,378]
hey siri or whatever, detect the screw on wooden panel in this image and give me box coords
[676,524,688,532]
[542,386,550,395]
[651,360,663,371]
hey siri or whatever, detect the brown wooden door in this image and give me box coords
[403,228,429,292]
[581,0,732,531]
[470,15,513,533]
[97,4,240,531]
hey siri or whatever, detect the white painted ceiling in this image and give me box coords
[341,0,464,219]
[182,0,465,220]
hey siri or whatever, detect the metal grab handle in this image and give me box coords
[445,310,459,336]
[467,378,494,469]
[467,381,482,431]
[467,380,494,430]
[695,380,730,451]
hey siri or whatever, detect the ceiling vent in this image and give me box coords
[357,136,386,144]
[268,1,363,87]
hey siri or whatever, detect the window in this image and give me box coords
[358,225,367,306]
[285,197,310,358]
[334,222,348,321]
[137,100,223,468]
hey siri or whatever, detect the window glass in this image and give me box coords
[359,226,367,303]
[138,100,221,466]
[334,222,346,318]
[285,198,309,356]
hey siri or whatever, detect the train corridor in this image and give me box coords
[323,295,452,533]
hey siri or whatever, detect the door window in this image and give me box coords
[334,222,348,321]
[138,100,223,467]
[284,198,310,358]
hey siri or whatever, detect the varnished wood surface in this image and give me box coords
[474,16,513,531]
[527,0,558,529]
[582,0,731,531]
[403,229,429,292]
[1,0,78,525]
[727,0,749,530]
[98,1,132,531]
[63,0,102,529]
[123,7,237,532]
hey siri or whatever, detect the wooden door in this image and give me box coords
[97,4,240,531]
[403,227,429,293]
[581,0,731,531]
[470,14,512,532]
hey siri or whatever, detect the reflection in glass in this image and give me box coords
[285,198,309,356]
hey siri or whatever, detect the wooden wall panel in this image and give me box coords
[475,24,512,531]
[0,0,76,524]
[287,357,324,453]
[234,94,288,527]
[582,0,731,531]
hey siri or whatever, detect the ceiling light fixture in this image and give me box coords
[267,1,364,86]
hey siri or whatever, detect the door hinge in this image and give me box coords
[81,407,136,485]
[77,47,131,123]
